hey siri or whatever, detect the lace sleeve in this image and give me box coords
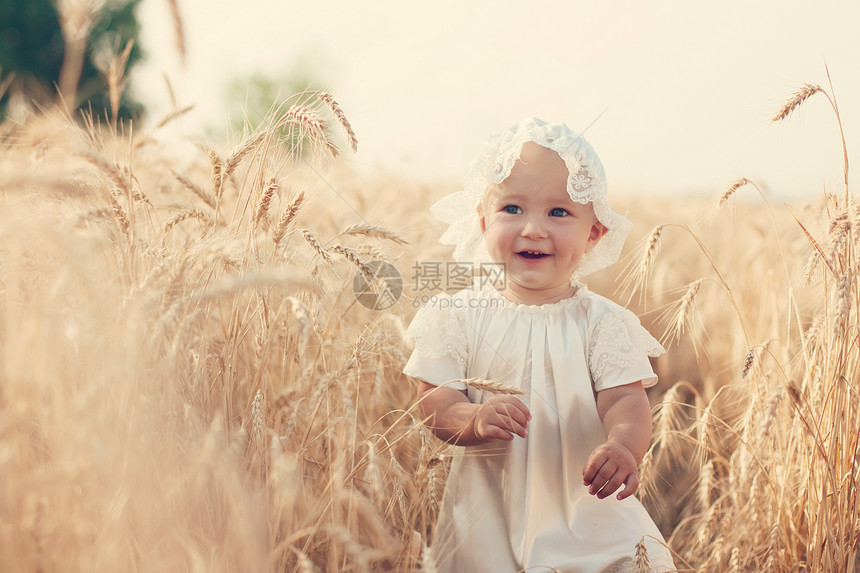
[588,309,665,392]
[402,294,469,389]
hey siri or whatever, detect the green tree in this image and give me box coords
[224,52,332,135]
[0,0,144,122]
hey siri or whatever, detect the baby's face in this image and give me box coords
[477,142,607,304]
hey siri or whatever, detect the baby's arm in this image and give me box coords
[582,381,652,501]
[416,381,531,446]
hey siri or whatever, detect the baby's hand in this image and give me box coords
[473,396,531,442]
[582,441,639,500]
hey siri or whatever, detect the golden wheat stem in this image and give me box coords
[824,63,850,206]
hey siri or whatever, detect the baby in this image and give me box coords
[404,118,676,572]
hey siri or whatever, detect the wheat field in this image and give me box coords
[0,74,858,572]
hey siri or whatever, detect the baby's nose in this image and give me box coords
[521,217,548,238]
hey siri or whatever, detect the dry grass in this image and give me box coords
[0,73,858,572]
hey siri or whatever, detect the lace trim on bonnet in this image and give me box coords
[430,117,632,279]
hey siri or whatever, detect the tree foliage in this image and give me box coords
[0,0,144,121]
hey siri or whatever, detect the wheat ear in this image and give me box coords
[771,84,823,123]
[300,229,332,263]
[459,378,524,395]
[272,191,304,246]
[342,223,408,244]
[719,177,749,205]
[164,208,212,234]
[633,537,651,573]
[223,131,266,180]
[254,178,279,225]
[316,91,358,153]
[172,170,216,209]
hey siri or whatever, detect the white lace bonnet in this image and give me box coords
[430,117,632,280]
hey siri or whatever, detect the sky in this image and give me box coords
[135,0,860,200]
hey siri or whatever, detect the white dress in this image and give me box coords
[403,284,676,573]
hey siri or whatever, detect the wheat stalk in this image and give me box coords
[728,547,741,572]
[356,244,388,262]
[202,145,224,198]
[223,131,265,180]
[771,83,824,123]
[300,229,332,263]
[254,178,279,225]
[165,0,186,65]
[251,388,265,443]
[330,244,374,283]
[283,105,327,149]
[155,104,195,129]
[626,224,665,300]
[761,387,783,439]
[92,39,133,129]
[172,170,216,209]
[802,249,821,285]
[663,278,703,347]
[833,271,851,335]
[316,91,358,153]
[164,208,212,234]
[80,151,148,204]
[740,347,756,378]
[653,383,687,446]
[363,441,383,498]
[699,402,716,458]
[459,378,524,395]
[698,460,715,510]
[106,191,131,237]
[342,223,408,245]
[633,537,651,573]
[272,190,304,246]
[719,178,749,206]
[827,212,851,268]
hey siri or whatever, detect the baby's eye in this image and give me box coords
[502,205,522,214]
[549,207,568,217]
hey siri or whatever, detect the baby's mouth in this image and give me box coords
[517,250,549,260]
